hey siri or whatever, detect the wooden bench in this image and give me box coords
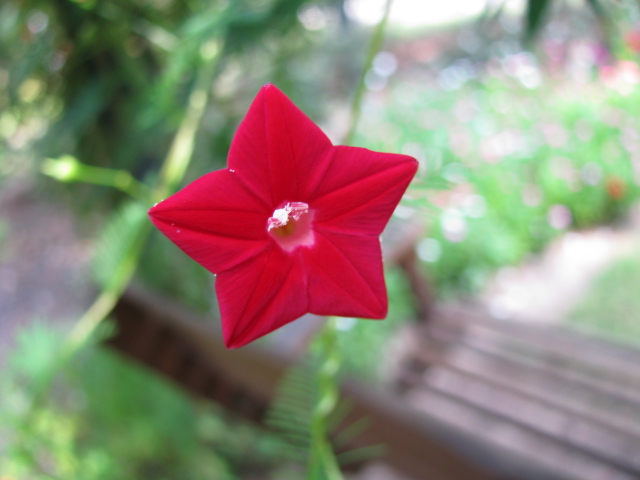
[395,304,640,480]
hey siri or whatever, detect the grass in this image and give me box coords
[567,250,640,345]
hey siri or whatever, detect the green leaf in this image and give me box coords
[266,362,317,461]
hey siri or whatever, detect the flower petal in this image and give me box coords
[149,170,270,274]
[303,230,387,319]
[228,84,334,207]
[310,146,418,236]
[149,84,420,349]
[216,246,309,348]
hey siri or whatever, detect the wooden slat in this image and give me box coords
[406,388,638,480]
[432,306,640,384]
[417,327,640,436]
[396,305,640,480]
[419,367,640,473]
[423,322,640,406]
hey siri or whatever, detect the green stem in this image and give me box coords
[42,157,153,202]
[343,0,394,146]
[307,317,344,480]
[64,221,152,354]
[305,4,396,476]
[156,40,221,201]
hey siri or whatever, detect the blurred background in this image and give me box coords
[3,0,640,478]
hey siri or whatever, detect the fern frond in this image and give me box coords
[336,445,385,467]
[267,321,385,478]
[266,362,317,463]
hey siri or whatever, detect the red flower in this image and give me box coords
[149,85,417,348]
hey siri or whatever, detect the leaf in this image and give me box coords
[265,362,317,462]
[7,322,63,388]
[266,359,382,474]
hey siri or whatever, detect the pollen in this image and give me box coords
[267,202,309,231]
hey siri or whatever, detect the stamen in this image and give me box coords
[267,202,309,231]
[288,202,309,220]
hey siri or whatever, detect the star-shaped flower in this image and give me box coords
[149,85,417,348]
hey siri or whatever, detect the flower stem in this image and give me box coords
[343,0,394,146]
[156,40,221,201]
[42,156,153,202]
[307,317,344,480]
[307,1,396,472]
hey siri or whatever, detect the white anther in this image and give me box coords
[267,202,309,231]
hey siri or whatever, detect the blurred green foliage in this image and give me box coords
[2,322,299,480]
[0,0,362,189]
[358,52,640,294]
[4,0,640,476]
[568,251,640,344]
[5,0,241,165]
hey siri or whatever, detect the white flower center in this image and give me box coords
[267,202,309,231]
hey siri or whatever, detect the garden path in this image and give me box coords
[0,182,94,365]
[479,207,640,325]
